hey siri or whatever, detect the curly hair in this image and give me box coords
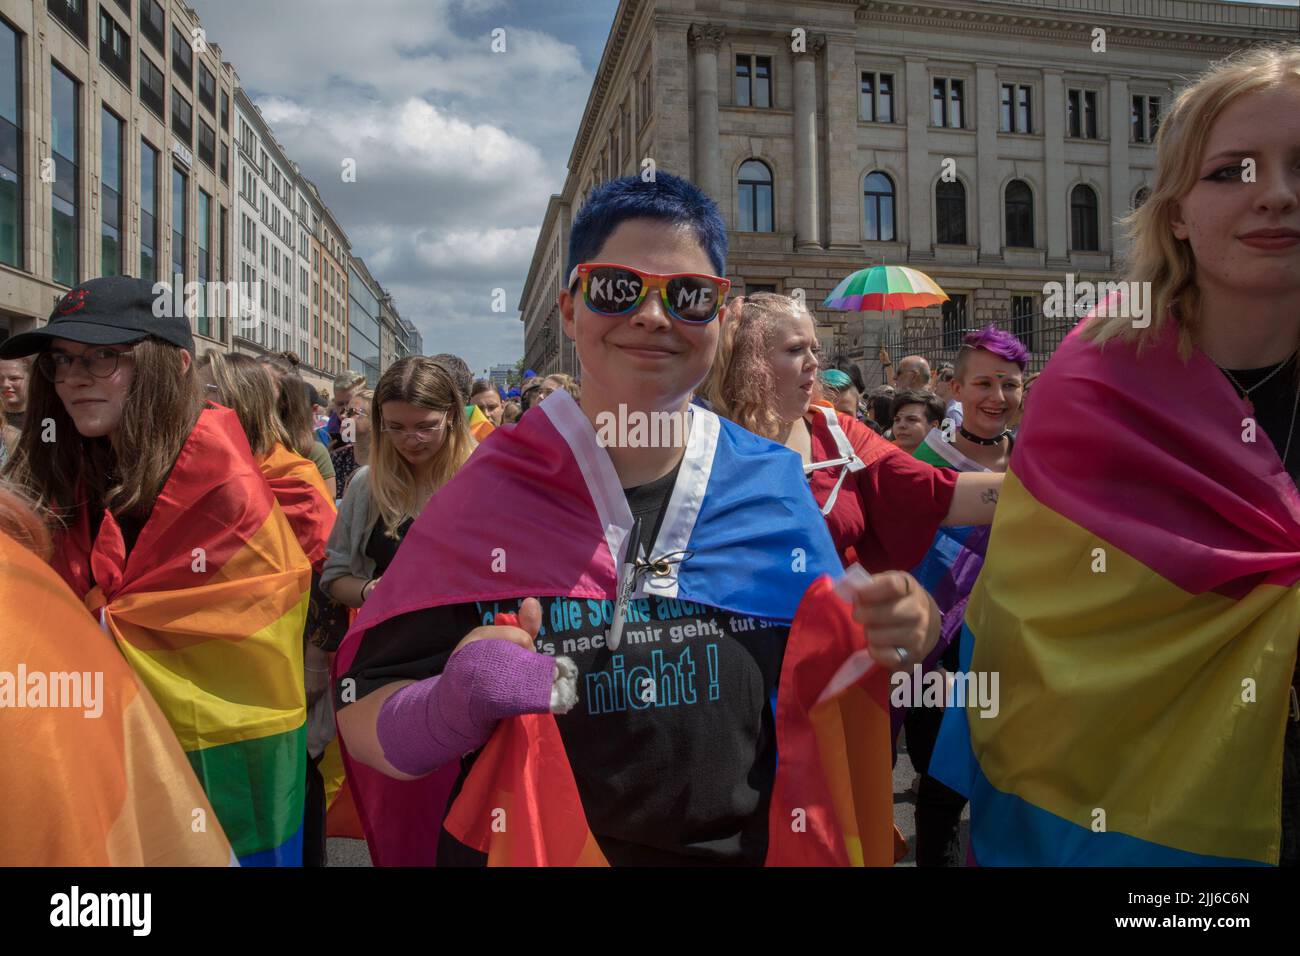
[700,293,806,440]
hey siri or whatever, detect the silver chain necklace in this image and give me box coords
[1282,380,1300,471]
[1220,356,1294,413]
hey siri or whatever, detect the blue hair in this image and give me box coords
[566,173,728,279]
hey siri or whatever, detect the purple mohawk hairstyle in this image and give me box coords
[960,324,1029,371]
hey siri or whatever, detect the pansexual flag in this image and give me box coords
[931,315,1300,865]
[336,390,894,865]
[259,441,336,570]
[1,530,234,866]
[53,404,311,867]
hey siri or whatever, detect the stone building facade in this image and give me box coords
[1,0,235,349]
[519,0,1297,378]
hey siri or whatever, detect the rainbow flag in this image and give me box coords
[443,576,894,865]
[53,404,311,866]
[1,531,235,865]
[467,404,494,443]
[260,441,336,570]
[931,316,1300,865]
[337,390,894,865]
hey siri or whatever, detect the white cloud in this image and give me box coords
[191,0,606,370]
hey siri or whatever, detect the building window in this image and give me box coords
[47,0,88,44]
[1000,83,1032,133]
[198,63,216,114]
[197,119,214,169]
[171,24,192,84]
[859,72,894,123]
[863,171,896,242]
[1005,179,1034,248]
[197,189,210,334]
[1011,295,1036,352]
[218,204,227,340]
[101,106,123,276]
[220,90,230,132]
[638,65,652,126]
[0,18,22,270]
[1133,186,1150,210]
[171,165,186,287]
[936,179,966,245]
[1071,184,1099,251]
[1131,95,1162,143]
[171,87,191,145]
[1067,88,1098,139]
[941,295,968,348]
[219,141,228,183]
[140,0,164,54]
[736,159,773,232]
[139,51,164,120]
[931,77,964,129]
[98,6,130,86]
[51,63,79,287]
[140,138,158,281]
[735,54,771,109]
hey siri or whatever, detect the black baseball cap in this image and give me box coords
[0,276,196,359]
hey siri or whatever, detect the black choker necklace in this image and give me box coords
[959,425,1009,447]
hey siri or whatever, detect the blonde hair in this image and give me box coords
[0,481,52,561]
[370,357,474,538]
[197,352,287,459]
[1083,42,1300,357]
[543,373,580,402]
[700,293,809,440]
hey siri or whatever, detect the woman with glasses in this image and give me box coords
[321,357,475,610]
[0,276,310,866]
[331,389,373,499]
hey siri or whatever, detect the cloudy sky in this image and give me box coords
[193,0,620,377]
[194,0,1294,377]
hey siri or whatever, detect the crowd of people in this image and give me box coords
[0,43,1297,868]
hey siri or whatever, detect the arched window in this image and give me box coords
[863,172,896,242]
[1005,180,1034,248]
[1071,184,1099,251]
[1133,186,1150,210]
[936,179,966,245]
[737,160,773,232]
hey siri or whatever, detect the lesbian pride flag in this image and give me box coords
[54,405,311,866]
[2,531,234,865]
[336,390,894,865]
[931,313,1300,865]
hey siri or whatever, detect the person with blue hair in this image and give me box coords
[334,172,944,866]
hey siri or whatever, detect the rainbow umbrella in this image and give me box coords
[823,265,948,312]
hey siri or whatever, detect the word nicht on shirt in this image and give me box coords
[585,646,721,715]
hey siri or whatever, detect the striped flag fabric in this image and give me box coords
[336,390,894,866]
[931,314,1300,865]
[1,530,234,865]
[259,441,336,570]
[53,404,311,866]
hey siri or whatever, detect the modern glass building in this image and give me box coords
[347,260,382,385]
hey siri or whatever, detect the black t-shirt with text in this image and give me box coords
[337,465,792,865]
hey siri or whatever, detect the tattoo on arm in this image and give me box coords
[980,488,999,505]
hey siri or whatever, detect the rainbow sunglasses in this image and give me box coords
[569,263,731,324]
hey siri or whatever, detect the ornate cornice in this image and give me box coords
[688,22,726,49]
[794,33,828,59]
[565,0,642,180]
[856,1,1294,51]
